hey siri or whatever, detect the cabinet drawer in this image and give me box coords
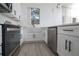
[58,25,79,36]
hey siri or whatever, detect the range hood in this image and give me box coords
[0,3,12,13]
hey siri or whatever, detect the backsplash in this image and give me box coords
[0,14,19,25]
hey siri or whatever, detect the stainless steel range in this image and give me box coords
[0,24,21,56]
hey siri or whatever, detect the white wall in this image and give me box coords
[40,4,62,27]
[21,3,62,27]
[62,3,79,24]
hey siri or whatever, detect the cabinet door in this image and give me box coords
[12,3,21,20]
[12,3,16,16]
[57,34,66,56]
[68,36,79,56]
[15,3,21,20]
[61,35,72,56]
[58,34,79,56]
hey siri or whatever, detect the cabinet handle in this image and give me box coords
[14,10,16,15]
[63,29,73,32]
[65,40,67,50]
[19,16,20,20]
[69,41,71,52]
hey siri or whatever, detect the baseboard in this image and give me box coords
[20,40,46,50]
[23,40,45,44]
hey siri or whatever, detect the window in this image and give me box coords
[31,8,40,24]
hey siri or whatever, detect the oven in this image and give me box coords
[0,24,21,56]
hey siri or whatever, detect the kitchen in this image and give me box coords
[0,3,79,56]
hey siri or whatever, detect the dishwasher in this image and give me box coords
[48,27,58,55]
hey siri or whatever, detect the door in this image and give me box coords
[34,28,44,41]
[61,35,72,56]
[3,25,20,56]
[58,34,79,56]
[12,3,21,20]
[67,36,79,56]
[57,34,68,56]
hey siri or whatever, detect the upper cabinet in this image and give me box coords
[11,3,21,20]
[1,3,21,21]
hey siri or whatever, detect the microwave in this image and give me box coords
[0,3,12,13]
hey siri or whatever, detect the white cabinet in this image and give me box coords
[11,3,21,20]
[58,25,79,37]
[24,28,45,41]
[57,34,66,56]
[57,26,79,56]
[68,36,79,56]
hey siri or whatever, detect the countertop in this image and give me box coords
[47,22,79,28]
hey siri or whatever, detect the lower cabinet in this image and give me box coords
[57,34,79,56]
[57,34,66,56]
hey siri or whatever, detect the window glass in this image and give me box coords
[31,8,40,24]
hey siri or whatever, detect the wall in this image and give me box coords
[21,3,62,27]
[40,4,62,27]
